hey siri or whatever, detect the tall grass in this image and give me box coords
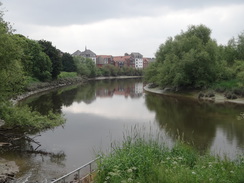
[95,128,244,183]
[58,72,77,79]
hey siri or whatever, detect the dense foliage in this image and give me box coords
[144,25,244,91]
[95,130,244,183]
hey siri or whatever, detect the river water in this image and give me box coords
[1,78,244,182]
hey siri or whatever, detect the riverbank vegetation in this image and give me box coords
[0,2,142,131]
[144,25,244,97]
[95,131,244,183]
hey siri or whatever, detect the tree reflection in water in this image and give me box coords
[145,93,244,154]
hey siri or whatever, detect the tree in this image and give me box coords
[148,25,220,89]
[237,32,244,60]
[13,35,52,81]
[73,56,91,77]
[0,4,25,97]
[61,52,76,72]
[38,40,62,79]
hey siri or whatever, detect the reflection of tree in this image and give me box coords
[74,82,96,104]
[145,93,244,152]
[20,91,63,115]
[145,94,216,152]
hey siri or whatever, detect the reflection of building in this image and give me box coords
[135,83,143,94]
[95,82,144,98]
[96,88,114,98]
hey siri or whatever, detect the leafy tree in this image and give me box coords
[150,25,220,89]
[38,40,62,79]
[236,31,244,60]
[85,58,97,77]
[73,56,91,77]
[13,35,52,81]
[0,4,25,97]
[61,52,76,72]
[144,62,160,84]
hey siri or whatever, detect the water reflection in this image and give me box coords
[145,93,244,156]
[21,79,144,115]
[10,79,244,182]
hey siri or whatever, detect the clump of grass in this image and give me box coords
[95,129,244,183]
[213,79,240,92]
[58,72,77,79]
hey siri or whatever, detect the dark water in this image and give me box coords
[1,79,244,182]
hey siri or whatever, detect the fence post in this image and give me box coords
[78,169,80,183]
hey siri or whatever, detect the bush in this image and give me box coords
[0,101,65,133]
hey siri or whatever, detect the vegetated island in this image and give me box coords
[144,24,244,105]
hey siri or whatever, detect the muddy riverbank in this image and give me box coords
[144,84,244,105]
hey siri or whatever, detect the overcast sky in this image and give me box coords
[1,0,244,57]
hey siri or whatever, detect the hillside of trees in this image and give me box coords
[144,25,244,95]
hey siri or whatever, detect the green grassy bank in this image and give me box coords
[95,132,244,183]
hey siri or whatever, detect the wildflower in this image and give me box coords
[230,171,234,174]
[192,171,196,175]
[128,178,133,182]
[105,176,110,180]
[209,178,213,181]
[178,157,183,160]
[132,167,137,170]
[121,180,127,183]
[127,168,133,173]
[202,166,206,169]
[166,157,171,160]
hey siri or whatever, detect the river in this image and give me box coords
[1,78,244,182]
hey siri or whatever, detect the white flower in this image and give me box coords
[192,171,196,175]
[127,168,133,173]
[209,178,213,181]
[230,171,234,174]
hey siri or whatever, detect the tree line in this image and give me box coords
[144,24,244,93]
[1,13,143,100]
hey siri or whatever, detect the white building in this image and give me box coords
[131,52,143,69]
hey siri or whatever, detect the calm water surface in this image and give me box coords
[1,79,244,182]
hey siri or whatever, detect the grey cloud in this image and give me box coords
[2,0,244,26]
